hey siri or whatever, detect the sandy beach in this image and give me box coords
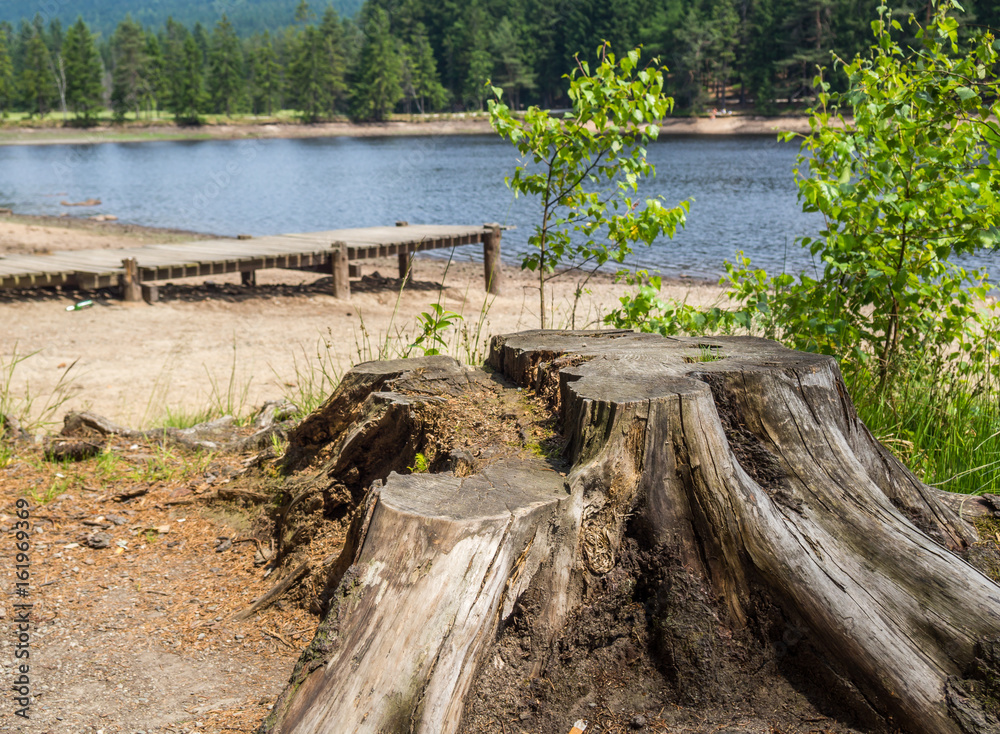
[0,215,726,428]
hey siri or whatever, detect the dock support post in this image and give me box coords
[241,270,256,287]
[331,242,350,299]
[120,258,142,302]
[483,223,503,296]
[398,250,412,283]
[396,221,412,285]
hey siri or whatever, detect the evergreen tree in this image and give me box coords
[0,27,14,115]
[286,20,345,121]
[604,0,642,50]
[19,26,57,116]
[419,0,464,94]
[351,6,402,120]
[286,26,322,119]
[319,5,349,107]
[168,33,206,123]
[12,21,31,84]
[561,0,597,68]
[524,0,563,106]
[63,17,104,123]
[162,16,187,112]
[248,34,281,115]
[740,0,783,109]
[970,0,1000,30]
[47,18,63,55]
[461,3,492,110]
[683,5,715,109]
[295,0,316,25]
[706,0,740,106]
[142,32,165,116]
[110,15,147,121]
[490,17,535,109]
[208,14,245,115]
[44,16,68,118]
[831,0,880,74]
[339,13,364,65]
[192,21,210,70]
[777,0,838,101]
[402,22,446,113]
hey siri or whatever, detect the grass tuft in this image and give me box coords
[848,358,1000,495]
[162,406,218,429]
[205,341,253,424]
[1,345,78,433]
[277,336,343,421]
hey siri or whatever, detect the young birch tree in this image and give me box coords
[489,45,688,329]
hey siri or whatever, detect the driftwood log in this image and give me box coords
[59,399,297,453]
[260,331,1000,734]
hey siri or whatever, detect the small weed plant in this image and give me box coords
[409,453,430,473]
[269,431,289,457]
[353,249,496,366]
[30,473,73,504]
[162,406,217,429]
[408,303,464,357]
[0,443,13,469]
[95,445,129,482]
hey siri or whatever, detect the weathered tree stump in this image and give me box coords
[260,331,1000,734]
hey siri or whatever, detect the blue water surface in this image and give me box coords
[0,133,993,280]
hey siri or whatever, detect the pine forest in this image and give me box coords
[0,0,998,123]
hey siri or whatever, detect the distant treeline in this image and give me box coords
[0,0,364,39]
[0,0,997,124]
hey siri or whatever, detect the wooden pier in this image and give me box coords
[0,222,504,300]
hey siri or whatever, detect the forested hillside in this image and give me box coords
[0,0,997,123]
[0,0,364,37]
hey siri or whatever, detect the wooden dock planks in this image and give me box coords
[0,224,501,299]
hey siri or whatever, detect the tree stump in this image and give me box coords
[260,331,1000,734]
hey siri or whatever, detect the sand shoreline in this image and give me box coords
[0,114,815,148]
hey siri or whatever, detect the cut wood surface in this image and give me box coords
[260,331,1000,734]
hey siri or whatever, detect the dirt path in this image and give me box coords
[0,437,316,733]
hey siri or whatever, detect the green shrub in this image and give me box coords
[608,1,1000,493]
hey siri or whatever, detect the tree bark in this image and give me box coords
[260,331,1000,734]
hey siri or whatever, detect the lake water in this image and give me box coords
[0,134,994,280]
